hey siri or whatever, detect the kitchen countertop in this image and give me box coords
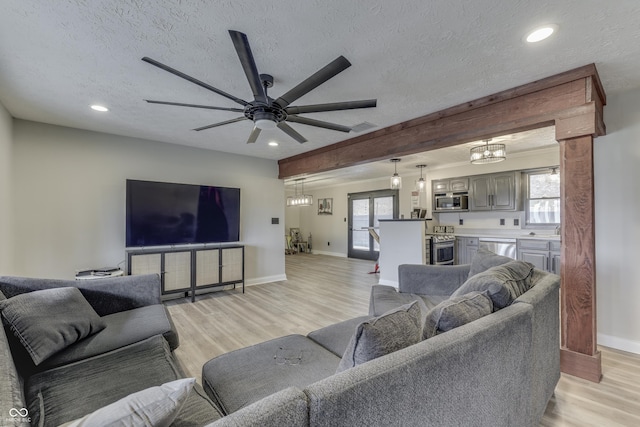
[428,229,561,241]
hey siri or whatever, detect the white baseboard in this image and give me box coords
[245,274,287,286]
[311,250,348,257]
[598,333,640,355]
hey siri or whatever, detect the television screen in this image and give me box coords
[126,179,240,247]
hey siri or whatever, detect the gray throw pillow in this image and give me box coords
[59,378,195,427]
[336,301,423,373]
[467,248,514,279]
[452,260,535,310]
[423,291,493,339]
[0,287,106,365]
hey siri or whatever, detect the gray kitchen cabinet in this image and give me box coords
[433,177,469,193]
[519,250,549,271]
[456,236,478,264]
[469,172,519,211]
[550,241,561,275]
[517,239,560,273]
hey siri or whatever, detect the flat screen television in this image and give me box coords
[126,179,240,247]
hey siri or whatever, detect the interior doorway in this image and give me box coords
[347,189,398,260]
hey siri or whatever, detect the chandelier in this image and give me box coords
[470,139,507,164]
[286,179,313,207]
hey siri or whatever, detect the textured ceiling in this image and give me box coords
[1,1,639,171]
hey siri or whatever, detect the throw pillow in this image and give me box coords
[467,248,514,279]
[336,301,423,373]
[0,287,106,365]
[423,291,493,339]
[58,378,195,427]
[452,260,535,310]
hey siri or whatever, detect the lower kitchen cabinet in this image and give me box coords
[517,239,560,274]
[456,237,478,265]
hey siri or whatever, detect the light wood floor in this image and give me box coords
[166,254,640,426]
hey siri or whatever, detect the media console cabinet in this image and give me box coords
[126,245,244,302]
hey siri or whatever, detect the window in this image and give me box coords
[524,168,560,227]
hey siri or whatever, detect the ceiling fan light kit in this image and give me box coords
[470,139,507,164]
[143,30,376,145]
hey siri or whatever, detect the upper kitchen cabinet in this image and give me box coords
[432,177,469,193]
[469,172,520,211]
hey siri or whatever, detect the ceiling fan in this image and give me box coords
[142,30,377,144]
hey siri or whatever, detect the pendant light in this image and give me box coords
[286,179,313,207]
[390,158,402,189]
[470,139,506,164]
[416,164,427,192]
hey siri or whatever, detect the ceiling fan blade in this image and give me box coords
[228,30,268,104]
[142,57,248,107]
[286,115,351,133]
[145,100,244,112]
[246,126,261,144]
[285,99,377,115]
[277,122,307,143]
[274,56,351,109]
[193,117,247,131]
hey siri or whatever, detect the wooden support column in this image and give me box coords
[558,134,601,382]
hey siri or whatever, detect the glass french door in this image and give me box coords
[347,190,398,260]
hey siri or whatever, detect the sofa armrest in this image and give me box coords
[398,264,471,296]
[205,387,308,427]
[0,274,161,316]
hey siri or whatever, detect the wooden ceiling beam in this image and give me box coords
[278,64,604,179]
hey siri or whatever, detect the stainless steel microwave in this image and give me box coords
[434,194,469,211]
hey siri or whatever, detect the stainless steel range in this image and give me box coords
[430,234,456,265]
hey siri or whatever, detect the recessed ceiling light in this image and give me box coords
[90,105,109,112]
[526,25,557,43]
[268,141,279,147]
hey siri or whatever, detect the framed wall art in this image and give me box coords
[318,198,333,215]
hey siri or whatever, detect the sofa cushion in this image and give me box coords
[336,301,423,373]
[202,334,340,415]
[59,378,195,427]
[0,287,106,365]
[453,260,535,309]
[369,284,446,317]
[39,304,179,370]
[307,316,371,357]
[25,334,222,427]
[204,387,309,427]
[423,291,494,339]
[467,247,514,279]
[0,318,27,427]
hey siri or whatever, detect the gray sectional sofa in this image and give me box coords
[202,249,561,427]
[0,274,224,427]
[1,248,560,426]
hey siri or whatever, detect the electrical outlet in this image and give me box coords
[500,219,505,226]
[459,219,464,225]
[514,218,519,226]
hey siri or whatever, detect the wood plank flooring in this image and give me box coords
[165,253,640,426]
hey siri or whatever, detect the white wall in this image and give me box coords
[0,101,13,273]
[595,88,640,354]
[10,120,286,284]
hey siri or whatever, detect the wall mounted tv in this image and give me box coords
[126,179,240,248]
